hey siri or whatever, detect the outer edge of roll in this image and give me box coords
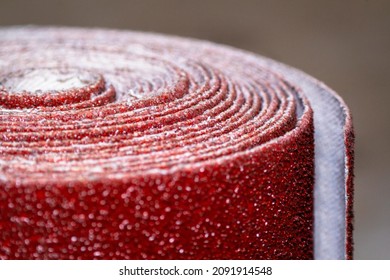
[344,107,355,260]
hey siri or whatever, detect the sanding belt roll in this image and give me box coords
[0,27,354,260]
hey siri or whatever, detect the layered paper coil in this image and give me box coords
[0,27,354,260]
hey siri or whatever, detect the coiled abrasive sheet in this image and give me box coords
[0,27,354,260]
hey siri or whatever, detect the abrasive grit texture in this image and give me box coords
[0,27,353,260]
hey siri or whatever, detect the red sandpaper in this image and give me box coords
[0,27,353,260]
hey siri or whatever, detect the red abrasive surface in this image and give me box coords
[0,27,351,259]
[345,118,355,260]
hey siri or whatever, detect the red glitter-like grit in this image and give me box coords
[345,115,355,260]
[0,27,352,260]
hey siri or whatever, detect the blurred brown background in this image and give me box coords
[0,0,389,259]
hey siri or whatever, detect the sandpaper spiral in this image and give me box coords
[0,27,354,260]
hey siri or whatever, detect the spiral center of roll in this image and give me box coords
[2,68,94,93]
[0,68,108,109]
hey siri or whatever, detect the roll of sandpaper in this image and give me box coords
[0,27,354,260]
